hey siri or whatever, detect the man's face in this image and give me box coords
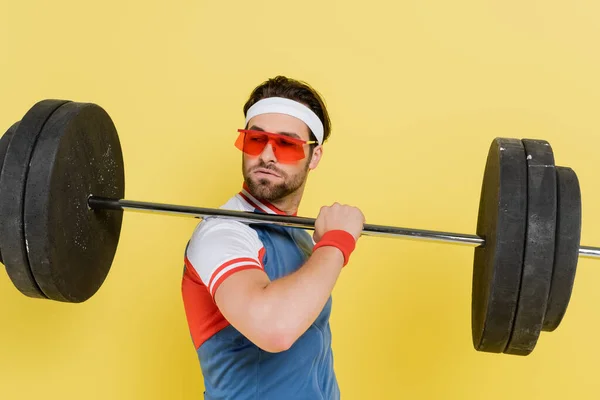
[241,112,322,202]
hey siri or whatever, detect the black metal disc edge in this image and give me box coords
[542,166,581,331]
[504,138,557,356]
[22,101,81,302]
[0,121,20,265]
[0,100,71,299]
[472,137,528,353]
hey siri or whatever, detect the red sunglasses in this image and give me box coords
[235,129,317,163]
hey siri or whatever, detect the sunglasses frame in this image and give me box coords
[237,129,318,146]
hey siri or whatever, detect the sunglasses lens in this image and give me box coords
[235,131,307,163]
[272,136,305,162]
[240,131,269,155]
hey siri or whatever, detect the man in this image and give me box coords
[181,76,366,399]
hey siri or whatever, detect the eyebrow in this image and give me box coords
[249,125,301,139]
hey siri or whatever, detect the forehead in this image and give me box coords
[246,113,310,140]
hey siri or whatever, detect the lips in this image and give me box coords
[253,168,281,178]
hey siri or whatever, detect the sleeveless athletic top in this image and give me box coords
[181,184,340,400]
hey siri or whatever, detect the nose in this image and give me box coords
[258,140,278,163]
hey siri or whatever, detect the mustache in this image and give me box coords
[251,162,285,176]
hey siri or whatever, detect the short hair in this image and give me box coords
[243,76,332,146]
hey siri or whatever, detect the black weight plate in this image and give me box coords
[542,166,581,332]
[24,101,125,302]
[0,121,19,265]
[472,138,528,353]
[0,100,69,299]
[504,139,557,355]
[0,121,19,174]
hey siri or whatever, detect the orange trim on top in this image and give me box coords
[184,256,203,283]
[238,191,266,213]
[262,199,292,216]
[207,257,263,290]
[210,264,264,298]
[181,260,230,349]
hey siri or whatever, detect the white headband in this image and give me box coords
[244,97,324,145]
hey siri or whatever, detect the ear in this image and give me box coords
[308,145,323,170]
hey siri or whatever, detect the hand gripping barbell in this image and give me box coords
[1,99,598,356]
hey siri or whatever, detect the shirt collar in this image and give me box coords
[237,183,298,216]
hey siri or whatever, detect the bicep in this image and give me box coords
[214,267,270,328]
[214,268,283,352]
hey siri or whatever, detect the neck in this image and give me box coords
[268,186,305,216]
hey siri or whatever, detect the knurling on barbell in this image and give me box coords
[1,99,598,356]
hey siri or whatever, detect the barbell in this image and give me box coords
[1,99,598,356]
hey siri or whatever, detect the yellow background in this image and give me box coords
[1,0,599,398]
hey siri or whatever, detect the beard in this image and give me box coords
[243,159,309,203]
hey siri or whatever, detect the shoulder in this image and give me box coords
[184,194,266,293]
[187,190,263,254]
[188,193,260,245]
[188,217,261,248]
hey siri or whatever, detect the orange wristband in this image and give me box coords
[313,230,356,267]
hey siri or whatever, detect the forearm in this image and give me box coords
[261,246,344,343]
